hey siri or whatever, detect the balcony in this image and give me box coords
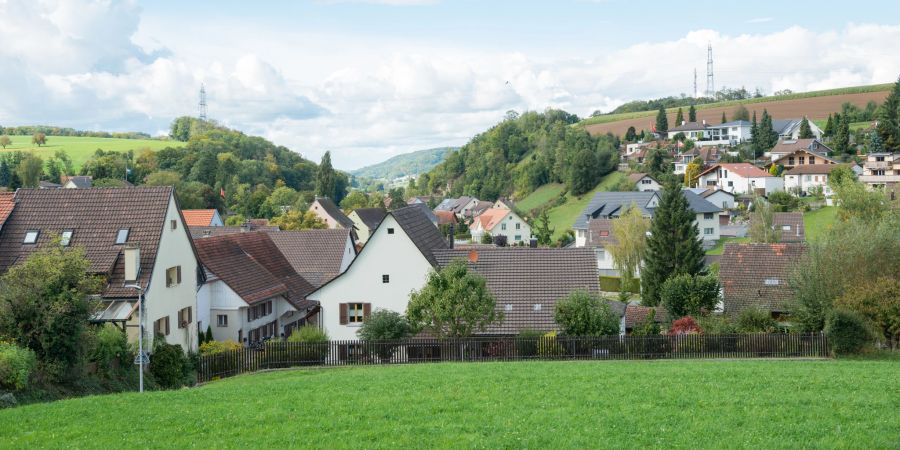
[859,174,900,183]
[864,161,891,170]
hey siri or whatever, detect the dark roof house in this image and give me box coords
[62,175,93,189]
[351,208,387,231]
[392,204,448,266]
[719,243,807,317]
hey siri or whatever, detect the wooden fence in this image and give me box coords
[197,333,828,383]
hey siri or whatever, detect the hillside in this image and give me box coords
[0,135,184,171]
[351,146,457,180]
[582,83,892,137]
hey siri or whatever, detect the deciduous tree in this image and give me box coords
[407,260,500,337]
[270,210,327,230]
[660,273,719,319]
[607,205,649,301]
[554,290,620,336]
[0,135,10,149]
[31,132,46,147]
[749,198,780,243]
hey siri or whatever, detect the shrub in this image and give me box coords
[660,274,719,319]
[90,324,132,377]
[698,315,738,335]
[358,310,412,361]
[0,341,36,390]
[599,276,641,294]
[149,339,190,389]
[834,277,900,344]
[516,329,544,358]
[736,308,777,333]
[554,290,620,336]
[631,309,661,336]
[669,316,702,335]
[767,191,800,212]
[825,309,874,356]
[288,326,329,364]
[199,340,242,355]
[536,331,564,357]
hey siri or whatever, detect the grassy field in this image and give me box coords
[706,236,751,255]
[1,360,896,448]
[547,171,626,240]
[0,135,183,170]
[580,83,893,127]
[804,206,838,241]
[515,183,565,214]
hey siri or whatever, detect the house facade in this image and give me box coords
[667,120,751,147]
[783,164,845,196]
[469,208,532,245]
[309,197,354,230]
[348,208,387,244]
[771,118,823,140]
[696,163,784,195]
[182,209,224,227]
[628,173,661,191]
[859,152,900,190]
[767,139,836,171]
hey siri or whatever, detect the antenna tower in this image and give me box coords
[198,84,208,121]
[705,43,715,98]
[693,68,697,98]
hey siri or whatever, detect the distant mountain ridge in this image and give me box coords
[351,147,458,180]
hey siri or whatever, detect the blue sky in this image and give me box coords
[1,0,899,169]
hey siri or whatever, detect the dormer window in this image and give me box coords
[23,230,39,244]
[60,230,73,246]
[115,228,130,245]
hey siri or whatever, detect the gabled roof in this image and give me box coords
[434,198,457,211]
[407,202,439,226]
[769,138,832,156]
[585,219,617,248]
[575,192,657,229]
[700,188,735,199]
[433,248,600,334]
[182,209,218,227]
[313,197,354,228]
[697,163,774,178]
[783,163,846,175]
[719,243,807,316]
[669,121,707,132]
[194,232,316,309]
[627,172,654,183]
[771,119,802,135]
[0,193,14,227]
[62,175,93,189]
[773,212,805,242]
[624,304,668,329]
[469,200,494,217]
[474,208,512,232]
[450,196,474,214]
[392,204,448,266]
[39,181,62,189]
[434,210,456,225]
[0,187,181,298]
[718,120,751,127]
[682,190,722,214]
[267,229,354,288]
[352,208,387,231]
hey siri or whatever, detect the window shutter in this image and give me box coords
[187,307,192,324]
[363,303,371,320]
[339,303,348,325]
[165,316,170,336]
[176,266,182,284]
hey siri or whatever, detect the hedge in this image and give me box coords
[599,276,641,294]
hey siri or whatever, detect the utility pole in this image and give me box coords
[693,68,698,99]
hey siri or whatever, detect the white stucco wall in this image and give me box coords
[472,210,532,245]
[699,170,783,195]
[703,191,735,210]
[635,177,661,191]
[695,212,720,241]
[785,173,832,195]
[348,211,372,244]
[307,214,434,340]
[309,200,345,229]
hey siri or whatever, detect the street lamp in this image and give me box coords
[123,244,145,393]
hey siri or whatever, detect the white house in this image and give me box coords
[182,209,225,227]
[697,163,784,195]
[309,197,355,230]
[348,208,386,245]
[195,232,318,343]
[0,187,202,352]
[628,173,661,191]
[783,164,848,196]
[667,120,751,147]
[771,118,823,140]
[307,206,448,341]
[469,208,532,245]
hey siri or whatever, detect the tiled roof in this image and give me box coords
[352,208,387,231]
[407,202,439,226]
[624,304,668,329]
[62,175,93,189]
[783,164,845,175]
[182,209,217,227]
[266,229,353,288]
[433,248,600,334]
[697,163,774,178]
[0,187,177,298]
[770,138,833,157]
[0,193,14,227]
[682,190,722,214]
[627,172,649,183]
[39,181,61,189]
[434,210,456,225]
[585,219,617,248]
[392,205,448,266]
[669,121,707,132]
[194,232,316,309]
[773,212,805,242]
[313,197,354,228]
[469,200,494,217]
[474,208,511,232]
[719,243,807,316]
[189,225,280,239]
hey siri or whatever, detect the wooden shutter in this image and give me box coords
[187,307,192,324]
[363,303,371,320]
[339,303,348,325]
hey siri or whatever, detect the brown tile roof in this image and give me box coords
[0,187,182,298]
[624,304,668,330]
[585,219,617,248]
[393,205,448,266]
[182,209,217,227]
[189,225,279,239]
[770,138,833,156]
[0,193,14,227]
[719,243,807,316]
[773,212,805,242]
[783,163,845,175]
[468,200,494,217]
[434,210,456,225]
[266,229,354,288]
[433,248,600,334]
[194,232,316,309]
[627,172,648,183]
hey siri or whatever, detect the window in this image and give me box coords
[382,274,390,283]
[515,223,521,230]
[809,156,815,164]
[166,266,182,287]
[348,303,365,323]
[60,230,73,246]
[799,156,805,165]
[599,230,609,237]
[704,227,714,235]
[387,228,394,234]
[595,248,605,260]
[514,235,521,241]
[764,278,780,286]
[788,157,795,165]
[782,225,791,231]
[247,301,273,321]
[501,223,507,230]
[727,181,734,187]
[704,213,714,220]
[170,220,177,230]
[153,316,170,336]
[177,307,192,329]
[533,304,542,311]
[217,315,228,327]
[642,179,652,184]
[805,175,811,182]
[504,304,513,312]
[115,228,129,244]
[23,230,39,244]
[875,156,885,162]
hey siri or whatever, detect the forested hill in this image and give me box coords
[351,147,458,180]
[417,110,619,201]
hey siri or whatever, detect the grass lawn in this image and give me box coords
[2,360,897,448]
[706,236,751,255]
[0,135,183,171]
[515,183,565,214]
[804,206,838,241]
[547,171,626,240]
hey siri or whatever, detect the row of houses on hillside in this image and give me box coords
[434,196,532,245]
[665,118,823,147]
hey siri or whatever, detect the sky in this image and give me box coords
[1,1,899,170]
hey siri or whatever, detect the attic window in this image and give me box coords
[764,278,780,286]
[504,304,513,312]
[533,304,542,311]
[115,229,130,245]
[781,225,791,231]
[387,228,395,234]
[599,231,609,237]
[60,230,73,246]
[23,230,39,244]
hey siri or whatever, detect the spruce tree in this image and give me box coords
[824,114,834,137]
[655,106,668,133]
[869,132,885,153]
[675,108,685,125]
[688,104,697,122]
[833,113,851,155]
[721,112,727,124]
[750,111,759,157]
[640,179,705,306]
[876,75,900,152]
[315,151,337,200]
[798,117,814,139]
[759,109,776,151]
[0,161,9,188]
[625,126,637,142]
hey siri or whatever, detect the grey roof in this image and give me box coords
[314,197,354,228]
[407,202,439,226]
[392,204,448,266]
[433,248,600,334]
[189,225,279,239]
[451,196,473,214]
[39,181,61,189]
[64,176,93,189]
[669,121,707,132]
[681,190,722,214]
[434,198,457,211]
[352,208,387,231]
[574,192,658,229]
[718,120,751,127]
[771,119,801,135]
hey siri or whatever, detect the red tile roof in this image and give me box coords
[434,210,456,225]
[0,193,14,227]
[474,208,511,232]
[719,243,807,316]
[773,213,805,242]
[182,209,217,227]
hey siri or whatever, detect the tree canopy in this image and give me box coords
[407,260,500,337]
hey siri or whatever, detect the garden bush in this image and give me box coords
[736,308,778,333]
[358,310,412,362]
[199,340,242,355]
[698,315,738,335]
[0,341,36,391]
[599,276,641,294]
[288,326,329,364]
[149,339,191,389]
[516,329,544,358]
[554,290,620,337]
[90,324,132,378]
[660,274,719,319]
[825,309,874,356]
[669,316,702,335]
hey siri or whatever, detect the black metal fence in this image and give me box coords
[197,333,828,382]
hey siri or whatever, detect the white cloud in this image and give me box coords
[1,2,899,170]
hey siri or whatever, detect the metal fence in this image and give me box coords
[197,333,828,382]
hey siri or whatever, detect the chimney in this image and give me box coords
[702,119,706,125]
[448,222,455,249]
[468,249,479,264]
[681,120,686,126]
[241,221,251,233]
[124,244,140,282]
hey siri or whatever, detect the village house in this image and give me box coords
[667,120,752,147]
[859,152,899,190]
[267,229,356,289]
[771,118,823,140]
[673,146,723,174]
[469,207,532,245]
[182,209,225,227]
[348,207,387,244]
[766,139,837,171]
[309,197,355,230]
[719,243,807,319]
[492,198,516,210]
[0,187,202,351]
[628,172,661,191]
[783,164,847,196]
[683,187,736,211]
[583,218,628,277]
[61,175,93,189]
[696,163,784,195]
[195,232,318,342]
[189,223,280,239]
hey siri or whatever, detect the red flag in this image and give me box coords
[220,188,226,199]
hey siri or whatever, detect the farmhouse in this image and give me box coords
[696,163,784,195]
[719,243,807,318]
[0,187,201,351]
[309,197,355,230]
[469,208,532,245]
[182,209,224,227]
